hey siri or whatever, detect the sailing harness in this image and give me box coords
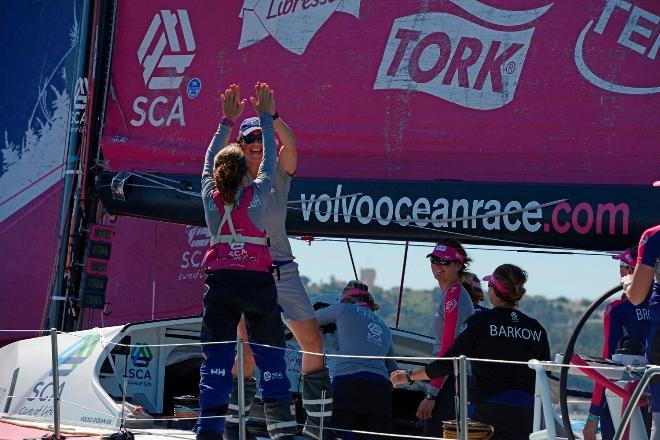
[204,187,273,273]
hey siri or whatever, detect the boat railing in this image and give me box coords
[0,328,652,440]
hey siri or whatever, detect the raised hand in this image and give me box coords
[250,82,276,116]
[221,84,245,122]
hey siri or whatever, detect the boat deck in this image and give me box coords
[0,419,198,440]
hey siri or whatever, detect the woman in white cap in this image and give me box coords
[392,263,550,440]
[417,238,474,437]
[583,246,651,440]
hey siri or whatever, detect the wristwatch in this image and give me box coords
[405,369,415,384]
[425,392,435,400]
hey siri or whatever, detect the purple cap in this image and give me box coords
[239,117,261,137]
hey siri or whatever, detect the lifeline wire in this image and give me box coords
[54,331,651,373]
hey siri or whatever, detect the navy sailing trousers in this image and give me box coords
[194,270,291,435]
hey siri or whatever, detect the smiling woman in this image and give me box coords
[417,238,475,437]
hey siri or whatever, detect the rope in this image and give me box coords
[20,330,648,372]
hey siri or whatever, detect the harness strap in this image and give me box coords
[211,203,269,246]
[211,234,269,246]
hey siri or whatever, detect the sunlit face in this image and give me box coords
[430,258,462,284]
[240,130,263,168]
[619,262,634,277]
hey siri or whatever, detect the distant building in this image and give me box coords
[360,268,376,287]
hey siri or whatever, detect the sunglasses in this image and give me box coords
[619,262,632,269]
[243,132,263,144]
[430,256,457,266]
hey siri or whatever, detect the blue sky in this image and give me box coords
[290,238,620,300]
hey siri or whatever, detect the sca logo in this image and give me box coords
[239,0,361,55]
[131,9,197,128]
[71,77,89,132]
[180,226,211,272]
[57,334,100,377]
[26,334,100,403]
[130,344,154,367]
[129,343,154,382]
[574,0,660,95]
[374,0,553,110]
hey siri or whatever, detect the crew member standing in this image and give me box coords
[194,83,297,440]
[419,239,474,436]
[626,225,660,440]
[214,92,331,440]
[583,247,650,440]
[392,264,550,440]
[315,281,398,440]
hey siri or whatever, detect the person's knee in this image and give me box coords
[289,319,323,351]
[231,350,256,377]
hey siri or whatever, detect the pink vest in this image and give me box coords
[204,187,273,272]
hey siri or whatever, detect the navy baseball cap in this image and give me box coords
[239,117,261,137]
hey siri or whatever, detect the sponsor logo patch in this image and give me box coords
[574,1,660,95]
[445,298,458,313]
[374,1,553,110]
[238,0,361,55]
[138,10,196,90]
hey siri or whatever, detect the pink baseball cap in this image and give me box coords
[426,244,465,262]
[483,274,509,295]
[612,249,636,267]
[341,288,369,300]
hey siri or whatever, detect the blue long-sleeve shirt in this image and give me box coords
[315,303,398,379]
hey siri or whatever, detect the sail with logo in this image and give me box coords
[99,0,658,252]
[2,0,659,341]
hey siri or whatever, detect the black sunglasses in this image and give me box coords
[243,132,263,144]
[429,256,457,266]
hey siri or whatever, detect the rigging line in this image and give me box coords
[289,236,607,256]
[286,208,570,251]
[98,181,202,197]
[98,183,175,190]
[109,83,129,132]
[288,193,363,204]
[395,241,409,329]
[130,172,184,190]
[345,238,358,280]
[135,171,187,184]
[130,172,203,198]
[288,198,567,225]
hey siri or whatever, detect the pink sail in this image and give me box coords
[3,0,659,344]
[101,0,659,184]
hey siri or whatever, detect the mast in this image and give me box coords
[44,0,117,331]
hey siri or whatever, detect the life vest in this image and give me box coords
[204,186,272,272]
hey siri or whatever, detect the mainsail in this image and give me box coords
[99,0,658,248]
[1,0,659,341]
